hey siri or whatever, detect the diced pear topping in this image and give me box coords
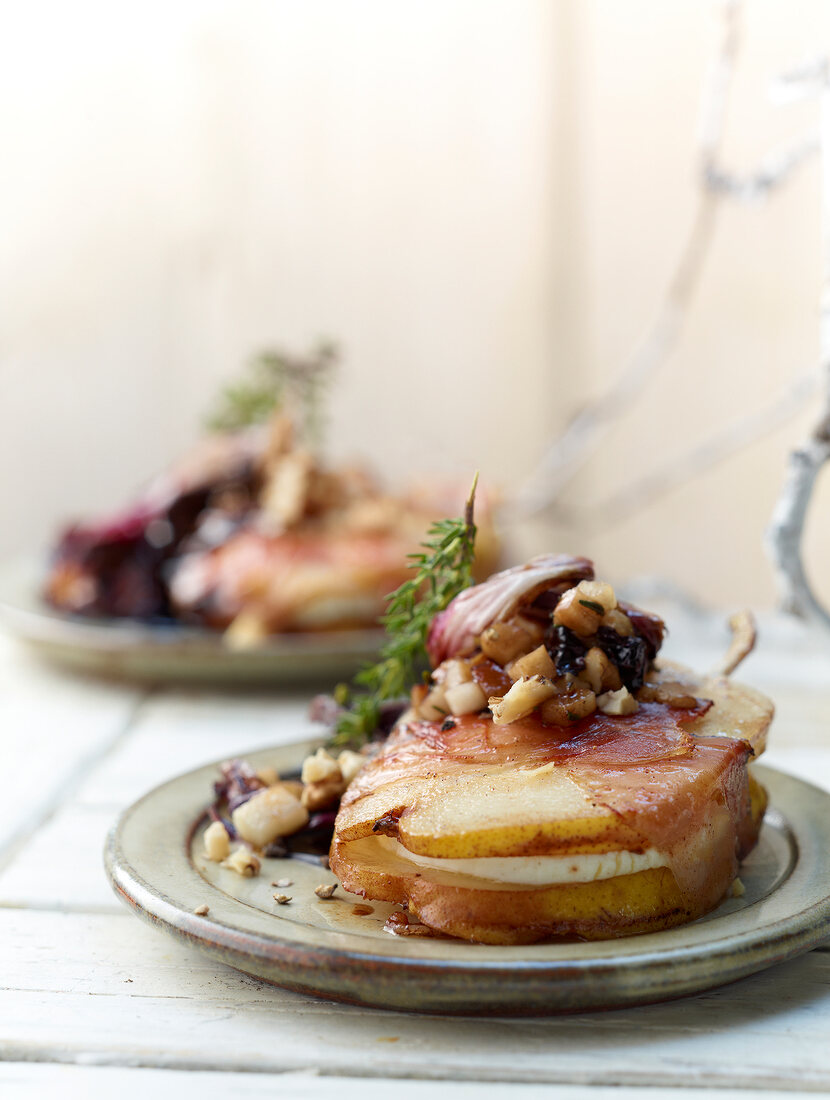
[601,608,634,636]
[203,820,231,862]
[301,747,342,785]
[479,616,545,666]
[442,658,473,690]
[578,580,617,612]
[553,587,600,635]
[232,785,310,847]
[444,680,488,717]
[507,644,557,681]
[538,678,596,726]
[554,580,618,636]
[417,685,449,721]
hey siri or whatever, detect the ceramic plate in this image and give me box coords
[105,743,830,1015]
[0,559,383,683]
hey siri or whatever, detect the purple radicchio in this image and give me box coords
[215,758,267,812]
[426,554,594,667]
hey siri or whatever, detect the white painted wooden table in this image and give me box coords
[1,615,829,1099]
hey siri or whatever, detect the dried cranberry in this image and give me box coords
[544,624,587,675]
[597,626,649,692]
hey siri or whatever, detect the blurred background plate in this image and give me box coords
[0,558,384,684]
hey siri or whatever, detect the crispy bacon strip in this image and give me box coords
[356,702,705,776]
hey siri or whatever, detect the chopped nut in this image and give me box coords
[314,883,338,899]
[597,686,639,716]
[337,750,366,785]
[256,766,280,787]
[507,644,557,682]
[232,785,309,847]
[273,894,292,905]
[194,904,210,916]
[478,615,545,666]
[271,878,294,887]
[301,776,346,811]
[489,675,558,725]
[224,846,261,877]
[731,877,746,898]
[581,647,622,694]
[444,680,487,717]
[203,820,231,862]
[282,779,305,800]
[301,747,342,785]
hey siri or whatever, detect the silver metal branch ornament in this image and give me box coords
[767,60,830,629]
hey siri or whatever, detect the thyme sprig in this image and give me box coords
[331,475,479,747]
[207,342,337,444]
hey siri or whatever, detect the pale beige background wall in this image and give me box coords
[1,0,828,609]
[563,0,830,611]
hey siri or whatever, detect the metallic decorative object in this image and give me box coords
[767,59,830,629]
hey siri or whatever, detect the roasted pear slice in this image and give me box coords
[336,763,646,859]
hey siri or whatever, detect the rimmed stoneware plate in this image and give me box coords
[0,560,383,684]
[105,743,830,1015]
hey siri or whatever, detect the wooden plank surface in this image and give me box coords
[1,908,829,1088]
[5,1066,825,1100]
[72,689,316,810]
[0,638,143,868]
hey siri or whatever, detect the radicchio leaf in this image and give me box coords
[216,759,267,812]
[427,554,594,666]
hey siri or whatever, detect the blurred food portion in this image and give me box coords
[44,347,499,642]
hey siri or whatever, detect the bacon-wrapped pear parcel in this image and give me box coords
[330,555,773,944]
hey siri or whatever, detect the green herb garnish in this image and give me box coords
[331,475,479,747]
[207,342,337,444]
[578,598,604,614]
